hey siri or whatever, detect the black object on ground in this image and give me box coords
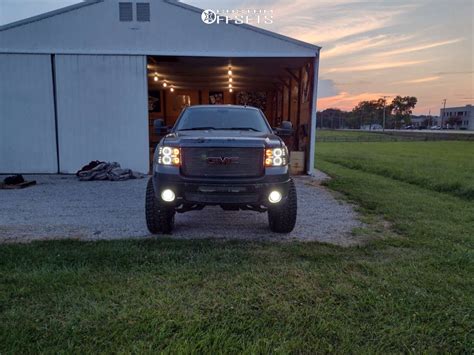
[77,161,144,181]
[1,175,36,189]
[76,160,104,176]
[3,174,25,185]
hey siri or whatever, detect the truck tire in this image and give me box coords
[145,178,175,234]
[268,179,297,233]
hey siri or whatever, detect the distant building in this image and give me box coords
[439,104,473,130]
[410,115,437,128]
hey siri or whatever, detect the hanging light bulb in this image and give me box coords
[154,75,158,82]
[228,84,232,88]
[162,81,167,88]
[229,77,233,82]
[229,88,233,93]
[228,68,232,75]
[170,87,174,92]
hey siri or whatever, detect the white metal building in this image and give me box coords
[0,0,321,174]
[439,105,474,130]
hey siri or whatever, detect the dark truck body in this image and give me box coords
[153,129,291,208]
[146,105,297,234]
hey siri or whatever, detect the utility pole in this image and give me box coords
[381,96,389,132]
[441,99,446,129]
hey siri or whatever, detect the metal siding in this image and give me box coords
[55,54,148,173]
[0,54,57,173]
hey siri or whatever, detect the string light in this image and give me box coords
[228,66,233,93]
[162,81,167,88]
[170,87,174,92]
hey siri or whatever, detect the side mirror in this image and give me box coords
[281,120,293,130]
[274,120,294,136]
[153,119,170,135]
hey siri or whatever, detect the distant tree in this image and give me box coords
[352,99,386,128]
[391,96,417,128]
[446,115,462,128]
[345,111,360,129]
[318,108,349,129]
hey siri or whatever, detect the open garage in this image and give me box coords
[0,0,320,175]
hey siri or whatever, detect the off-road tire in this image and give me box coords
[145,178,175,234]
[268,179,297,233]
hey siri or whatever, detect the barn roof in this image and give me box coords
[0,0,320,57]
[0,1,103,32]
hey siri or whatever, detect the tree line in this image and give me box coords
[317,96,418,129]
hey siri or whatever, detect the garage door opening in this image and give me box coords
[146,55,317,173]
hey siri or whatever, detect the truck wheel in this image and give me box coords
[268,179,297,233]
[145,178,175,234]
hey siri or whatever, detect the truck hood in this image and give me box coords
[162,130,282,148]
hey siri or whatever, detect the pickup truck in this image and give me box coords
[145,105,297,234]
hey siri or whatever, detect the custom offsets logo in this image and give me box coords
[201,9,274,25]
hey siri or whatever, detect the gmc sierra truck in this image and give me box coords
[145,105,297,234]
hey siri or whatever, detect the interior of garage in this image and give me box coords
[146,55,316,173]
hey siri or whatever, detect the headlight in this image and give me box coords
[265,147,288,167]
[157,146,180,165]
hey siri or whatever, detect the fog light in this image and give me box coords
[268,190,282,203]
[161,189,175,202]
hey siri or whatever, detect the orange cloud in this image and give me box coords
[377,38,464,56]
[398,76,441,84]
[323,34,413,58]
[317,91,395,111]
[274,2,416,44]
[325,60,427,73]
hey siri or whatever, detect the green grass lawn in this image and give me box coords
[1,140,473,353]
[317,140,474,200]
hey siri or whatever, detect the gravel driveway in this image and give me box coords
[0,174,363,245]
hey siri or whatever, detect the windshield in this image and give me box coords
[174,107,271,133]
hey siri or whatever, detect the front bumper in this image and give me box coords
[153,165,290,206]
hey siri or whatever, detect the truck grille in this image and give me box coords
[181,147,264,177]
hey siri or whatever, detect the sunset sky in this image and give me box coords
[1,0,472,114]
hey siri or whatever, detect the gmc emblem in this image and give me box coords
[206,156,239,165]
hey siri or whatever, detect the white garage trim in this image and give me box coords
[308,54,320,175]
